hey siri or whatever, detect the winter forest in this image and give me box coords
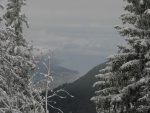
[1,0,150,113]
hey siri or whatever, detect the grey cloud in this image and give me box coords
[24,0,125,74]
[24,0,123,26]
[26,25,124,56]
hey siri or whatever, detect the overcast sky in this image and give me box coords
[24,0,125,74]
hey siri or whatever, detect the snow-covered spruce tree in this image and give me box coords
[0,0,45,112]
[91,0,150,113]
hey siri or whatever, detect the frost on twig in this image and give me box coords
[33,51,74,113]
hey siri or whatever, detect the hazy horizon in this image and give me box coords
[24,0,125,75]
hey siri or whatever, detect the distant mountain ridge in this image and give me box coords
[33,54,80,89]
[48,62,106,113]
[52,65,79,77]
[50,65,80,88]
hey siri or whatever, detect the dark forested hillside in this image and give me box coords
[48,62,106,113]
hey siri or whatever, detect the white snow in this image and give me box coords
[144,9,150,14]
[140,0,144,5]
[93,81,106,87]
[120,60,140,70]
[111,95,122,103]
[141,39,147,47]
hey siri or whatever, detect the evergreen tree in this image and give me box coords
[0,0,45,112]
[92,0,150,113]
